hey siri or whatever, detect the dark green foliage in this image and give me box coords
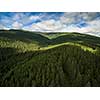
[0,30,100,87]
[0,45,100,87]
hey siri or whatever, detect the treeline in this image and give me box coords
[0,45,100,86]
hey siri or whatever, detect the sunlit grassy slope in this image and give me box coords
[0,30,100,87]
[0,30,100,53]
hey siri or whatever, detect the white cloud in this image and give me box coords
[60,13,76,24]
[23,19,65,32]
[0,24,5,29]
[22,13,100,37]
[29,15,40,20]
[12,21,23,29]
[0,24,9,30]
[12,13,25,21]
[1,12,100,37]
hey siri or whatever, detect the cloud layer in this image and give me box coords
[0,12,100,36]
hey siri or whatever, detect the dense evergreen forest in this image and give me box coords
[0,30,100,87]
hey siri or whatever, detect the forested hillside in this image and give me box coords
[0,30,100,87]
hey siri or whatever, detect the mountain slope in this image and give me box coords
[0,30,100,87]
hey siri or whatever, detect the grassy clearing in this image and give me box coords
[0,37,97,53]
[40,42,97,53]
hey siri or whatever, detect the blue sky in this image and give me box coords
[0,12,100,36]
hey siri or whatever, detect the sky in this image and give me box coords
[0,12,100,36]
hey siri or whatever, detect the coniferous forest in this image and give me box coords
[0,30,100,87]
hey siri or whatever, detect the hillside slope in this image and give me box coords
[0,30,100,87]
